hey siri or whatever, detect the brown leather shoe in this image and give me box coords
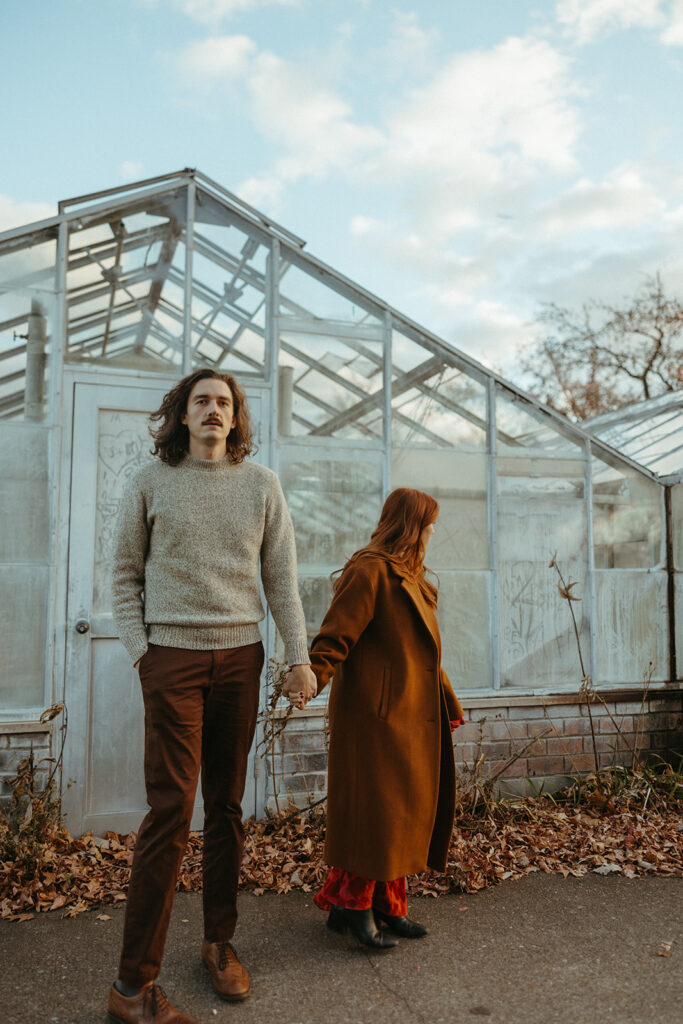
[107,981,200,1023]
[201,939,250,1001]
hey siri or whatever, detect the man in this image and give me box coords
[109,369,316,1024]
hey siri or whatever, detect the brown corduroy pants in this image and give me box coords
[118,640,264,987]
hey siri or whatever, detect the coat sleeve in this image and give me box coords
[440,666,465,723]
[309,560,377,696]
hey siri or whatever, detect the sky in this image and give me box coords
[2,0,683,377]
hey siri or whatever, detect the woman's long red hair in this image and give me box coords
[339,487,439,606]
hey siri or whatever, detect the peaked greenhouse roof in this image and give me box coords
[0,167,667,480]
[584,392,683,482]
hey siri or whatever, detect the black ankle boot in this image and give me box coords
[374,909,428,938]
[327,907,399,949]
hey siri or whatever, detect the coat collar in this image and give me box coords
[355,553,441,657]
[399,576,441,658]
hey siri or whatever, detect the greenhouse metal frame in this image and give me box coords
[1,168,680,728]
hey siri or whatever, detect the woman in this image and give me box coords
[291,488,465,950]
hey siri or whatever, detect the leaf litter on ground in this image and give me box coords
[1,787,681,920]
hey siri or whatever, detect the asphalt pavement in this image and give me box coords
[1,873,681,1024]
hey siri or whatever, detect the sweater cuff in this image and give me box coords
[120,633,149,666]
[285,639,311,667]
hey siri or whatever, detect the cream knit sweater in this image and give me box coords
[112,454,310,667]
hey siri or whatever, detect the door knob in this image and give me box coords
[75,618,90,634]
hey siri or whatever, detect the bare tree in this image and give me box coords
[519,274,683,420]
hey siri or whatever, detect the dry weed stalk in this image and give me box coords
[0,703,69,876]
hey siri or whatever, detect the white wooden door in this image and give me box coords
[61,378,268,836]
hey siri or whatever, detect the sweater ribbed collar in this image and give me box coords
[181,453,235,472]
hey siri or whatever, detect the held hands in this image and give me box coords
[283,664,317,710]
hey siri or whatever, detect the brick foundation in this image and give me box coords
[0,723,52,801]
[264,689,683,810]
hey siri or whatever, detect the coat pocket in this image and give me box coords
[378,665,392,719]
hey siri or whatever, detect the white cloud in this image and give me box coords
[0,195,56,233]
[537,166,665,236]
[555,0,664,44]
[149,0,301,26]
[177,34,382,200]
[375,10,440,80]
[120,161,145,181]
[246,53,383,181]
[380,36,579,179]
[177,34,256,81]
[235,173,285,209]
[661,0,683,43]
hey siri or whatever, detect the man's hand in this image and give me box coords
[283,664,317,710]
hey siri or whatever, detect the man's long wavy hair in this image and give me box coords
[149,369,256,466]
[337,487,439,607]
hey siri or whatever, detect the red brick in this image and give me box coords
[453,723,482,743]
[563,718,593,737]
[454,743,481,762]
[599,716,634,734]
[546,736,584,756]
[280,732,327,754]
[488,721,527,741]
[526,721,555,738]
[583,735,617,753]
[481,741,512,759]
[508,706,548,720]
[499,757,528,778]
[527,755,565,775]
[564,753,599,772]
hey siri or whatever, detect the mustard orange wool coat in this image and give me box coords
[309,552,465,881]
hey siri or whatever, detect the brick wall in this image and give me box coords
[264,689,683,810]
[0,723,53,802]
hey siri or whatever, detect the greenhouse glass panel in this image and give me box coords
[0,233,57,422]
[675,575,683,681]
[0,423,50,708]
[66,190,188,370]
[496,388,582,454]
[672,483,683,572]
[591,455,664,568]
[278,260,384,439]
[391,328,487,448]
[496,453,590,689]
[437,572,493,690]
[0,231,56,709]
[391,449,489,570]
[279,453,383,568]
[594,570,668,683]
[297,574,335,647]
[279,452,383,657]
[191,191,267,376]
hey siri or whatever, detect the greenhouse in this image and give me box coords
[0,168,680,832]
